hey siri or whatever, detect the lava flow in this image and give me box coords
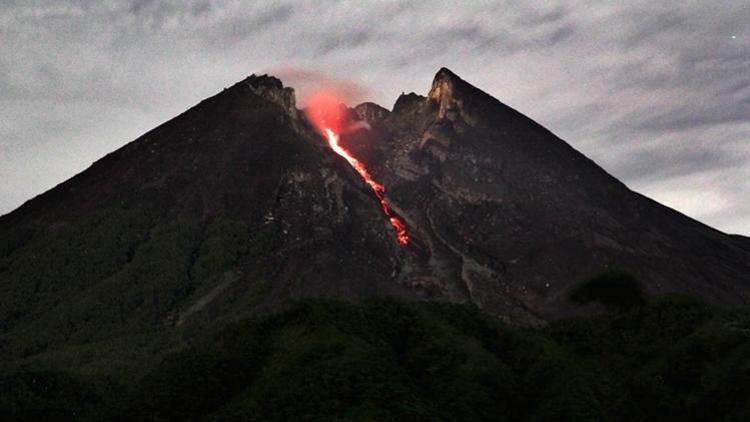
[307,92,409,246]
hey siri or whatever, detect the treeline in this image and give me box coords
[1,294,749,421]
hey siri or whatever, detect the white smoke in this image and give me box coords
[266,66,371,108]
[344,121,371,133]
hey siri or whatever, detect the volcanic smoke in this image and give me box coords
[306,92,409,246]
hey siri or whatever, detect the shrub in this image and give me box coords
[570,267,646,309]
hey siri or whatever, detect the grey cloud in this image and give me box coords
[126,0,213,29]
[315,30,372,56]
[515,6,567,26]
[618,12,690,48]
[639,103,750,131]
[611,139,745,184]
[200,4,294,46]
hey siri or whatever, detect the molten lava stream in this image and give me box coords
[306,91,409,246]
[323,128,409,246]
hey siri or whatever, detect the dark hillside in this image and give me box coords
[2,298,748,421]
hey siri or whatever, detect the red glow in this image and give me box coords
[306,91,345,133]
[306,91,409,246]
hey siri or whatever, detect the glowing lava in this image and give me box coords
[324,128,409,245]
[307,91,409,246]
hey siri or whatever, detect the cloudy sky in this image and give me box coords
[1,1,748,234]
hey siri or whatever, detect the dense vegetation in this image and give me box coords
[1,295,748,421]
[0,209,277,365]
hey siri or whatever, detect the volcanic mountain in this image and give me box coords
[1,68,749,361]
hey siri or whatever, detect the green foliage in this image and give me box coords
[1,298,749,420]
[0,208,152,332]
[190,217,250,285]
[1,218,200,358]
[0,211,276,361]
[570,267,646,309]
[0,365,101,421]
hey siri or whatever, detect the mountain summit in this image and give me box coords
[1,68,749,359]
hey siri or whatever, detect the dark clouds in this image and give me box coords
[1,1,748,234]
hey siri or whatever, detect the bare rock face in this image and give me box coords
[428,67,473,124]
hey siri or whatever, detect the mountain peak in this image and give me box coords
[426,67,480,125]
[428,67,461,102]
[354,102,390,125]
[244,73,284,90]
[425,67,540,130]
[242,73,297,117]
[392,92,425,115]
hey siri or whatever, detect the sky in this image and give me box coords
[1,1,748,234]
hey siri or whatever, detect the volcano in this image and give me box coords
[1,68,749,360]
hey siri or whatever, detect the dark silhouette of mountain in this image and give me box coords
[0,68,748,367]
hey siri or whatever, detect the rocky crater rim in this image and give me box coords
[242,73,298,117]
[241,67,467,121]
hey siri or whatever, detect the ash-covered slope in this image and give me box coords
[343,67,750,318]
